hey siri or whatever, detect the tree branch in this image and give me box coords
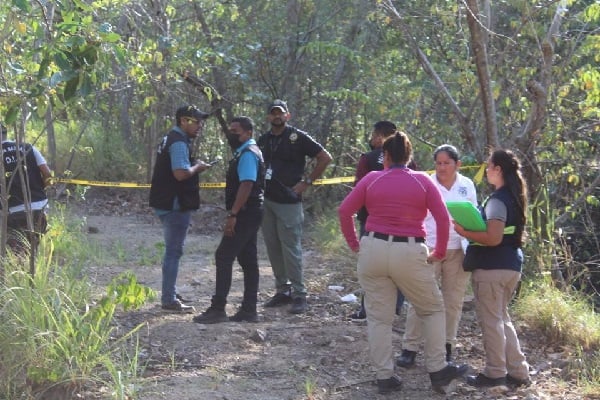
[555,169,600,227]
[380,0,479,153]
[464,0,499,149]
[179,71,232,133]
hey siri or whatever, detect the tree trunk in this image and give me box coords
[281,0,303,100]
[381,0,480,155]
[45,105,56,170]
[464,0,499,149]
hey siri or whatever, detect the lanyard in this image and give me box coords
[269,133,283,155]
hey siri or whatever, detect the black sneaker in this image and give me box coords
[350,307,366,320]
[289,296,308,314]
[396,349,417,368]
[506,374,531,387]
[161,299,194,313]
[377,375,402,394]
[176,293,193,303]
[264,291,292,307]
[466,373,507,387]
[229,308,259,323]
[429,363,469,394]
[192,307,228,324]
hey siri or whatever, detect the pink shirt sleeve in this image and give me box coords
[338,178,368,251]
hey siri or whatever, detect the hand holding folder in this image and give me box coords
[446,201,487,231]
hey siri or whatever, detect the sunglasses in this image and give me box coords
[185,118,204,125]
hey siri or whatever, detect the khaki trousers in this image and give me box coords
[357,234,447,379]
[403,249,469,351]
[472,269,529,380]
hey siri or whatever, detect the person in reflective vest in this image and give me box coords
[453,149,531,388]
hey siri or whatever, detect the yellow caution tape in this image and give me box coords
[313,176,355,185]
[52,178,225,189]
[472,163,487,185]
[199,182,226,188]
[53,178,150,188]
[51,164,486,189]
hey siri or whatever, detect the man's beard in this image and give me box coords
[270,118,285,127]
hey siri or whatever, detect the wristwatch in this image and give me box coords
[303,177,313,185]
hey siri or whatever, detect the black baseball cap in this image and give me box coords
[268,99,288,113]
[176,105,209,121]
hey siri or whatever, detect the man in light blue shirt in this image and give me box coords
[149,105,211,312]
[193,116,265,324]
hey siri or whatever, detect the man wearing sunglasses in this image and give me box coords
[149,105,211,313]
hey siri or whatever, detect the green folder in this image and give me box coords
[446,201,487,231]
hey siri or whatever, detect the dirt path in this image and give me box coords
[82,206,583,400]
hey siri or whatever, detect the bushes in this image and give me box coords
[0,211,154,399]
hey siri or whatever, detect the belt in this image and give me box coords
[368,231,425,243]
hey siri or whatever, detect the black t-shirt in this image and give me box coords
[257,125,323,203]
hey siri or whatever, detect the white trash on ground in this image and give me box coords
[339,293,358,303]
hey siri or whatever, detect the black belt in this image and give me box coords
[368,232,425,243]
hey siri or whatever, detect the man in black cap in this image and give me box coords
[149,105,212,313]
[257,100,332,314]
[1,122,52,255]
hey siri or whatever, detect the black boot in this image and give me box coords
[350,295,367,319]
[466,373,506,387]
[446,343,452,362]
[377,375,402,394]
[229,302,259,322]
[506,374,531,387]
[290,295,308,314]
[192,296,228,324]
[264,289,292,307]
[429,363,469,394]
[396,349,417,368]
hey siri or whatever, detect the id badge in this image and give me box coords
[265,168,273,180]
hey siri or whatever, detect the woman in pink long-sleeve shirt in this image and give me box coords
[338,132,468,395]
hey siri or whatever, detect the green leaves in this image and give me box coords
[11,0,30,12]
[107,272,156,312]
[1,1,125,118]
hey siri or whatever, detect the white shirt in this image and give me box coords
[424,172,478,250]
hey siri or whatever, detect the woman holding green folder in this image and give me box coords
[453,149,531,388]
[397,144,477,367]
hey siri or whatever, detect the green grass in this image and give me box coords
[570,347,600,397]
[309,209,356,261]
[515,281,600,350]
[515,280,600,395]
[46,203,105,268]
[0,209,155,399]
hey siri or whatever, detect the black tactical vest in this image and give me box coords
[149,130,200,211]
[225,144,265,210]
[2,141,47,209]
[463,186,524,271]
